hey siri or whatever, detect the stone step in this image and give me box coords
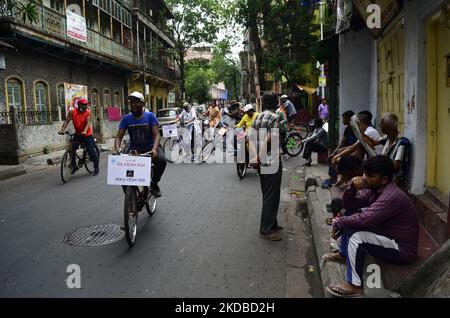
[413,194,448,245]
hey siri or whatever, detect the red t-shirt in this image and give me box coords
[72,108,92,136]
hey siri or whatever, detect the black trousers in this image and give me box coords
[71,134,99,171]
[124,146,167,184]
[303,141,327,161]
[258,161,283,235]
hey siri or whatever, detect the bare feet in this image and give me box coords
[326,282,364,298]
[322,252,345,263]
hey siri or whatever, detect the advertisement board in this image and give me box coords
[67,10,87,42]
[64,83,88,114]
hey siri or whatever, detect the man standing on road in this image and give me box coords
[58,98,99,176]
[114,91,166,197]
[249,92,283,241]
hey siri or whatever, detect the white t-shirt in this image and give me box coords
[364,126,383,155]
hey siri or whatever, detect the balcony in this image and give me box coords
[0,0,134,65]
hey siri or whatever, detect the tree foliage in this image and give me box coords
[185,66,215,104]
[165,0,224,96]
[232,0,319,89]
[210,40,240,100]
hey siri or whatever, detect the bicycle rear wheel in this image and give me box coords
[124,186,138,247]
[297,124,309,139]
[285,132,304,157]
[60,151,72,183]
[163,138,182,163]
[236,163,247,179]
[85,145,100,173]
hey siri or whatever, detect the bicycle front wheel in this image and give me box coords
[60,151,72,183]
[146,193,157,217]
[85,145,100,173]
[124,186,138,247]
[201,141,215,163]
[163,138,182,163]
[285,132,304,157]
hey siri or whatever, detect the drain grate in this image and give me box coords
[64,224,125,247]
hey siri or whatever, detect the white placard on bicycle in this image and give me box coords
[107,155,152,186]
[162,124,178,138]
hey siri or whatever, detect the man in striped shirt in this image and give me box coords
[323,156,419,297]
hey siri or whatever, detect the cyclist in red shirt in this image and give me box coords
[58,98,99,176]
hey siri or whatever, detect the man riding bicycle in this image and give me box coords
[280,95,297,124]
[58,98,99,176]
[113,91,167,197]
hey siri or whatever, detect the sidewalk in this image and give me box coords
[0,138,116,181]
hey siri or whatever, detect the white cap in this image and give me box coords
[281,94,288,99]
[243,104,254,112]
[128,91,144,101]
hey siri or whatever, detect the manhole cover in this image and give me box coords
[64,224,124,247]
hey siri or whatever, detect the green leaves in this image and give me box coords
[7,0,41,25]
[165,0,224,94]
[185,67,214,104]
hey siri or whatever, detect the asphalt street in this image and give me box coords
[0,153,319,297]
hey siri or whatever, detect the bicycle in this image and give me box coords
[201,121,228,163]
[119,150,157,247]
[59,131,100,183]
[162,122,195,163]
[279,121,305,157]
[236,128,252,179]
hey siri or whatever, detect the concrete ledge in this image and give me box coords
[305,177,346,297]
[0,165,26,181]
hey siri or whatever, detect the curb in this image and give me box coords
[0,165,26,181]
[285,168,324,298]
[303,169,345,298]
[0,139,114,182]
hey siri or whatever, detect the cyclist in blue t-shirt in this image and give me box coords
[114,91,167,197]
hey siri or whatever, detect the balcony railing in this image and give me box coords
[0,0,134,65]
[0,109,59,125]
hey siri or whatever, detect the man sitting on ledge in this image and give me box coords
[323,156,419,297]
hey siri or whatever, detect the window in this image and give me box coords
[113,91,121,107]
[57,84,66,120]
[7,78,23,111]
[34,82,50,123]
[91,88,98,107]
[35,82,48,112]
[103,89,110,107]
[50,0,64,13]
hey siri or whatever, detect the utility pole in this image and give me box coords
[319,1,326,99]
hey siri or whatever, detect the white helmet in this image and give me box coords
[243,104,254,112]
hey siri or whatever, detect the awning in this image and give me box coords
[0,40,16,51]
[296,84,317,95]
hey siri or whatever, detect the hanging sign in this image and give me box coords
[319,76,327,87]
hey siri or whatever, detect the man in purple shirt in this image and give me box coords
[323,156,418,297]
[318,98,329,121]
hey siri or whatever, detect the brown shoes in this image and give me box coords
[259,233,282,241]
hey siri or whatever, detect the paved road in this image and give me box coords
[0,154,319,297]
